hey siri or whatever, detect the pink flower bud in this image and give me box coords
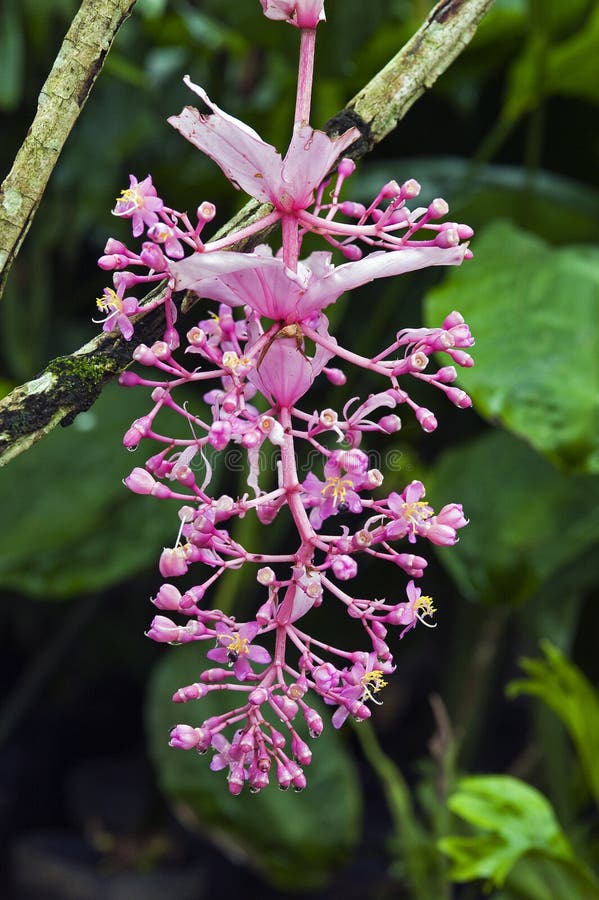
[340,201,365,218]
[124,467,155,494]
[435,365,457,383]
[146,615,180,642]
[249,688,269,705]
[197,201,216,222]
[159,546,189,577]
[276,761,293,790]
[323,366,346,386]
[228,764,245,795]
[152,583,182,611]
[132,344,157,366]
[416,407,437,433]
[428,198,449,218]
[271,694,299,721]
[331,555,357,580]
[208,420,231,450]
[401,179,420,199]
[446,387,472,408]
[292,735,312,765]
[140,241,167,270]
[201,668,230,683]
[378,414,401,433]
[123,416,151,449]
[341,244,362,261]
[303,707,323,737]
[338,158,355,177]
[169,724,209,750]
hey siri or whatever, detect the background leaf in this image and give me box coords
[439,775,577,887]
[427,429,599,607]
[507,641,599,811]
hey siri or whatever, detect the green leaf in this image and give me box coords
[0,382,182,598]
[146,646,362,890]
[507,641,599,810]
[504,3,599,122]
[427,430,599,606]
[439,775,575,888]
[424,220,599,473]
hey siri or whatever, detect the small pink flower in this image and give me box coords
[93,287,139,341]
[302,456,365,529]
[385,481,434,543]
[207,621,271,681]
[112,174,164,237]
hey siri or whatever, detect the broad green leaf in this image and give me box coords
[0,382,189,598]
[146,646,362,890]
[424,220,599,473]
[427,430,599,606]
[439,776,576,888]
[507,641,599,810]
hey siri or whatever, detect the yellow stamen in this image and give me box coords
[321,475,353,506]
[360,669,387,704]
[117,186,142,208]
[223,633,249,656]
[96,287,122,314]
[415,595,436,618]
[402,500,433,528]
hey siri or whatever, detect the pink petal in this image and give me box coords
[168,79,283,203]
[248,645,272,665]
[281,124,360,209]
[308,245,468,308]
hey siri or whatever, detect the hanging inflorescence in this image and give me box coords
[96,0,474,794]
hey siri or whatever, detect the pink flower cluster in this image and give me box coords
[97,0,474,793]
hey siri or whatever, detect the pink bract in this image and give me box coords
[168,77,359,211]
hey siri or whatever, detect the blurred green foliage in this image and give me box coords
[2,0,599,895]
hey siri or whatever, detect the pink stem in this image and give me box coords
[294,29,316,126]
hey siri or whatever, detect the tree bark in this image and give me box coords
[0,0,137,300]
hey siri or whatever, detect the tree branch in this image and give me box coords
[0,0,495,467]
[0,0,137,301]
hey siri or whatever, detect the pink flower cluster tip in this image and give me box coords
[96,0,474,794]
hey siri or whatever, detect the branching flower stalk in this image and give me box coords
[97,0,474,794]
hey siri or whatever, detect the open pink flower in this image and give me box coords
[168,77,359,212]
[301,454,366,529]
[93,287,139,340]
[112,174,164,238]
[170,242,468,324]
[207,621,271,680]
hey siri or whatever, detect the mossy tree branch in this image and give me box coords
[0,0,495,467]
[0,0,137,300]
